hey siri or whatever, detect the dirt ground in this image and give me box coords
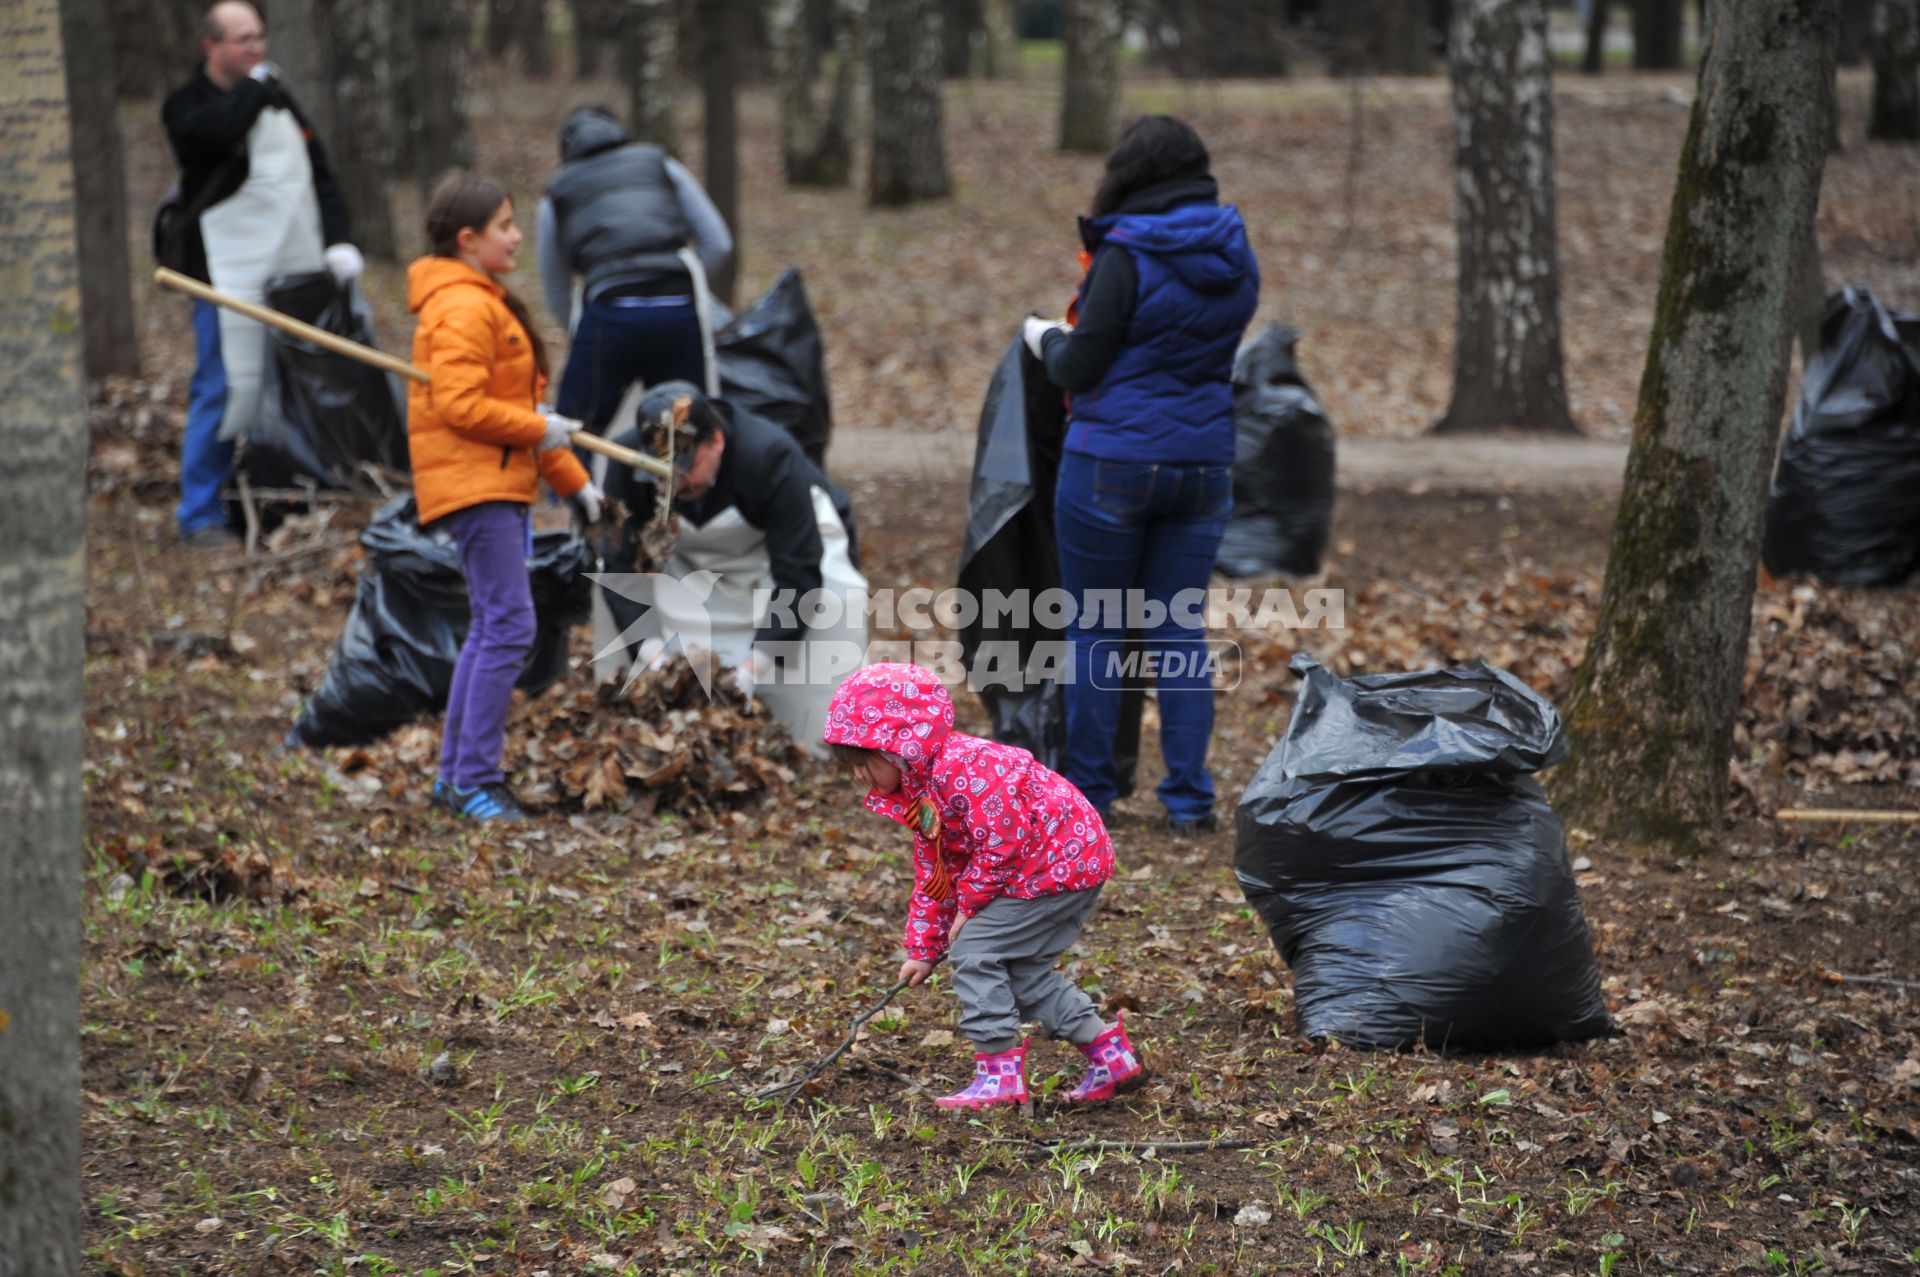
[81,67,1920,1276]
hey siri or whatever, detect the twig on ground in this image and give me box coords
[984,1137,1253,1157]
[850,1056,941,1094]
[747,978,912,1100]
[1821,971,1920,991]
[1428,1209,1512,1238]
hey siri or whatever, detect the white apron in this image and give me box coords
[199,106,325,440]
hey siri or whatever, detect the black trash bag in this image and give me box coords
[955,334,1144,784]
[1216,324,1336,578]
[287,496,593,748]
[241,272,409,491]
[715,269,834,470]
[1234,653,1612,1051]
[1763,285,1920,587]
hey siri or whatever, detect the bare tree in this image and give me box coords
[1433,0,1576,434]
[263,0,332,138]
[571,0,625,75]
[1632,0,1685,68]
[870,0,951,205]
[1060,0,1121,153]
[1555,0,1837,855]
[1583,0,1610,72]
[1870,0,1920,140]
[0,1,88,1272]
[405,0,475,198]
[621,0,680,151]
[703,0,741,306]
[942,0,980,75]
[982,0,1019,76]
[775,0,858,186]
[326,0,399,261]
[61,0,139,378]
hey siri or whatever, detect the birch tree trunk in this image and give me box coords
[406,0,474,198]
[0,0,88,1270]
[327,0,399,261]
[61,0,140,378]
[869,0,951,205]
[1633,0,1685,68]
[1555,0,1837,855]
[776,0,857,186]
[1060,0,1120,153]
[1869,0,1920,140]
[621,0,679,151]
[1433,0,1576,434]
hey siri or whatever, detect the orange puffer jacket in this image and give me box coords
[406,256,589,525]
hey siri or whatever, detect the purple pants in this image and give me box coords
[437,501,535,790]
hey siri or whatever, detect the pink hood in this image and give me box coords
[822,663,955,786]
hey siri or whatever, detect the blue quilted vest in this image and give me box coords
[1066,202,1259,465]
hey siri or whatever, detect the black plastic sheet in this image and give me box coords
[1235,654,1612,1051]
[287,496,593,748]
[1216,324,1336,579]
[716,269,834,470]
[242,272,409,491]
[1763,286,1920,587]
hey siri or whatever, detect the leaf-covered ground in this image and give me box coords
[84,67,1920,1276]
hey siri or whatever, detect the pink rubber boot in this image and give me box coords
[934,1039,1029,1110]
[1066,1012,1148,1104]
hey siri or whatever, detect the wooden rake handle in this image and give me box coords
[154,267,674,481]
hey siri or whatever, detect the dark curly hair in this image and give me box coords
[1091,115,1211,219]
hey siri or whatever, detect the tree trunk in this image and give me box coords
[703,0,740,306]
[406,0,475,198]
[1060,0,1120,153]
[942,0,979,75]
[1838,0,1874,63]
[982,0,1019,76]
[1433,0,1576,435]
[621,0,680,151]
[110,0,208,97]
[1554,0,1836,856]
[1632,0,1684,68]
[61,0,139,379]
[869,0,951,205]
[263,0,333,140]
[1583,0,1608,72]
[0,1,87,1273]
[328,0,400,261]
[517,0,553,76]
[1376,0,1433,72]
[571,0,623,75]
[776,0,857,186]
[1869,0,1920,140]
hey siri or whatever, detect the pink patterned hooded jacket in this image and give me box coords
[824,664,1115,963]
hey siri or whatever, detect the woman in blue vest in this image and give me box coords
[1025,116,1260,835]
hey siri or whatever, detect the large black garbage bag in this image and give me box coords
[1763,286,1920,587]
[1235,654,1612,1051]
[287,497,593,748]
[716,269,834,470]
[1216,324,1336,578]
[241,273,409,491]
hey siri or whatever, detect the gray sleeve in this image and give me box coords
[535,196,571,326]
[665,157,734,283]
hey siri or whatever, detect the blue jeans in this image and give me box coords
[1054,452,1232,821]
[555,296,706,433]
[178,300,235,535]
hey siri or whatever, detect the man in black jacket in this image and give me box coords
[162,0,357,545]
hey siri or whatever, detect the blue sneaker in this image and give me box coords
[448,782,529,825]
[429,778,456,813]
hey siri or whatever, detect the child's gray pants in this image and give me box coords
[947,885,1106,1053]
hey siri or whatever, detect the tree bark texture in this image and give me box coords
[702,0,740,306]
[1434,0,1576,434]
[1633,0,1685,68]
[1375,0,1435,73]
[942,0,979,75]
[108,0,202,97]
[982,0,1018,76]
[60,0,139,378]
[775,0,857,186]
[869,0,951,206]
[263,0,333,140]
[406,0,474,198]
[571,0,624,75]
[1060,0,1120,153]
[326,0,399,260]
[0,0,88,1271]
[489,0,552,75]
[1583,0,1609,71]
[1159,0,1287,76]
[1869,0,1920,140]
[1555,0,1837,855]
[1838,0,1873,63]
[621,0,679,151]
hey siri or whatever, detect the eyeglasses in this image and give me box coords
[221,32,267,46]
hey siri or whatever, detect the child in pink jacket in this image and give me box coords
[824,663,1147,1109]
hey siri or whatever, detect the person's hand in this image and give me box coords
[323,243,364,286]
[948,912,970,945]
[248,61,283,84]
[569,481,604,527]
[899,959,934,988]
[538,407,581,451]
[1023,315,1064,359]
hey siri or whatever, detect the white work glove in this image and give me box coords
[1023,315,1065,359]
[323,243,364,286]
[248,61,283,84]
[569,482,604,527]
[537,407,582,451]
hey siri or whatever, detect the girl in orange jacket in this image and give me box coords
[409,174,602,823]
